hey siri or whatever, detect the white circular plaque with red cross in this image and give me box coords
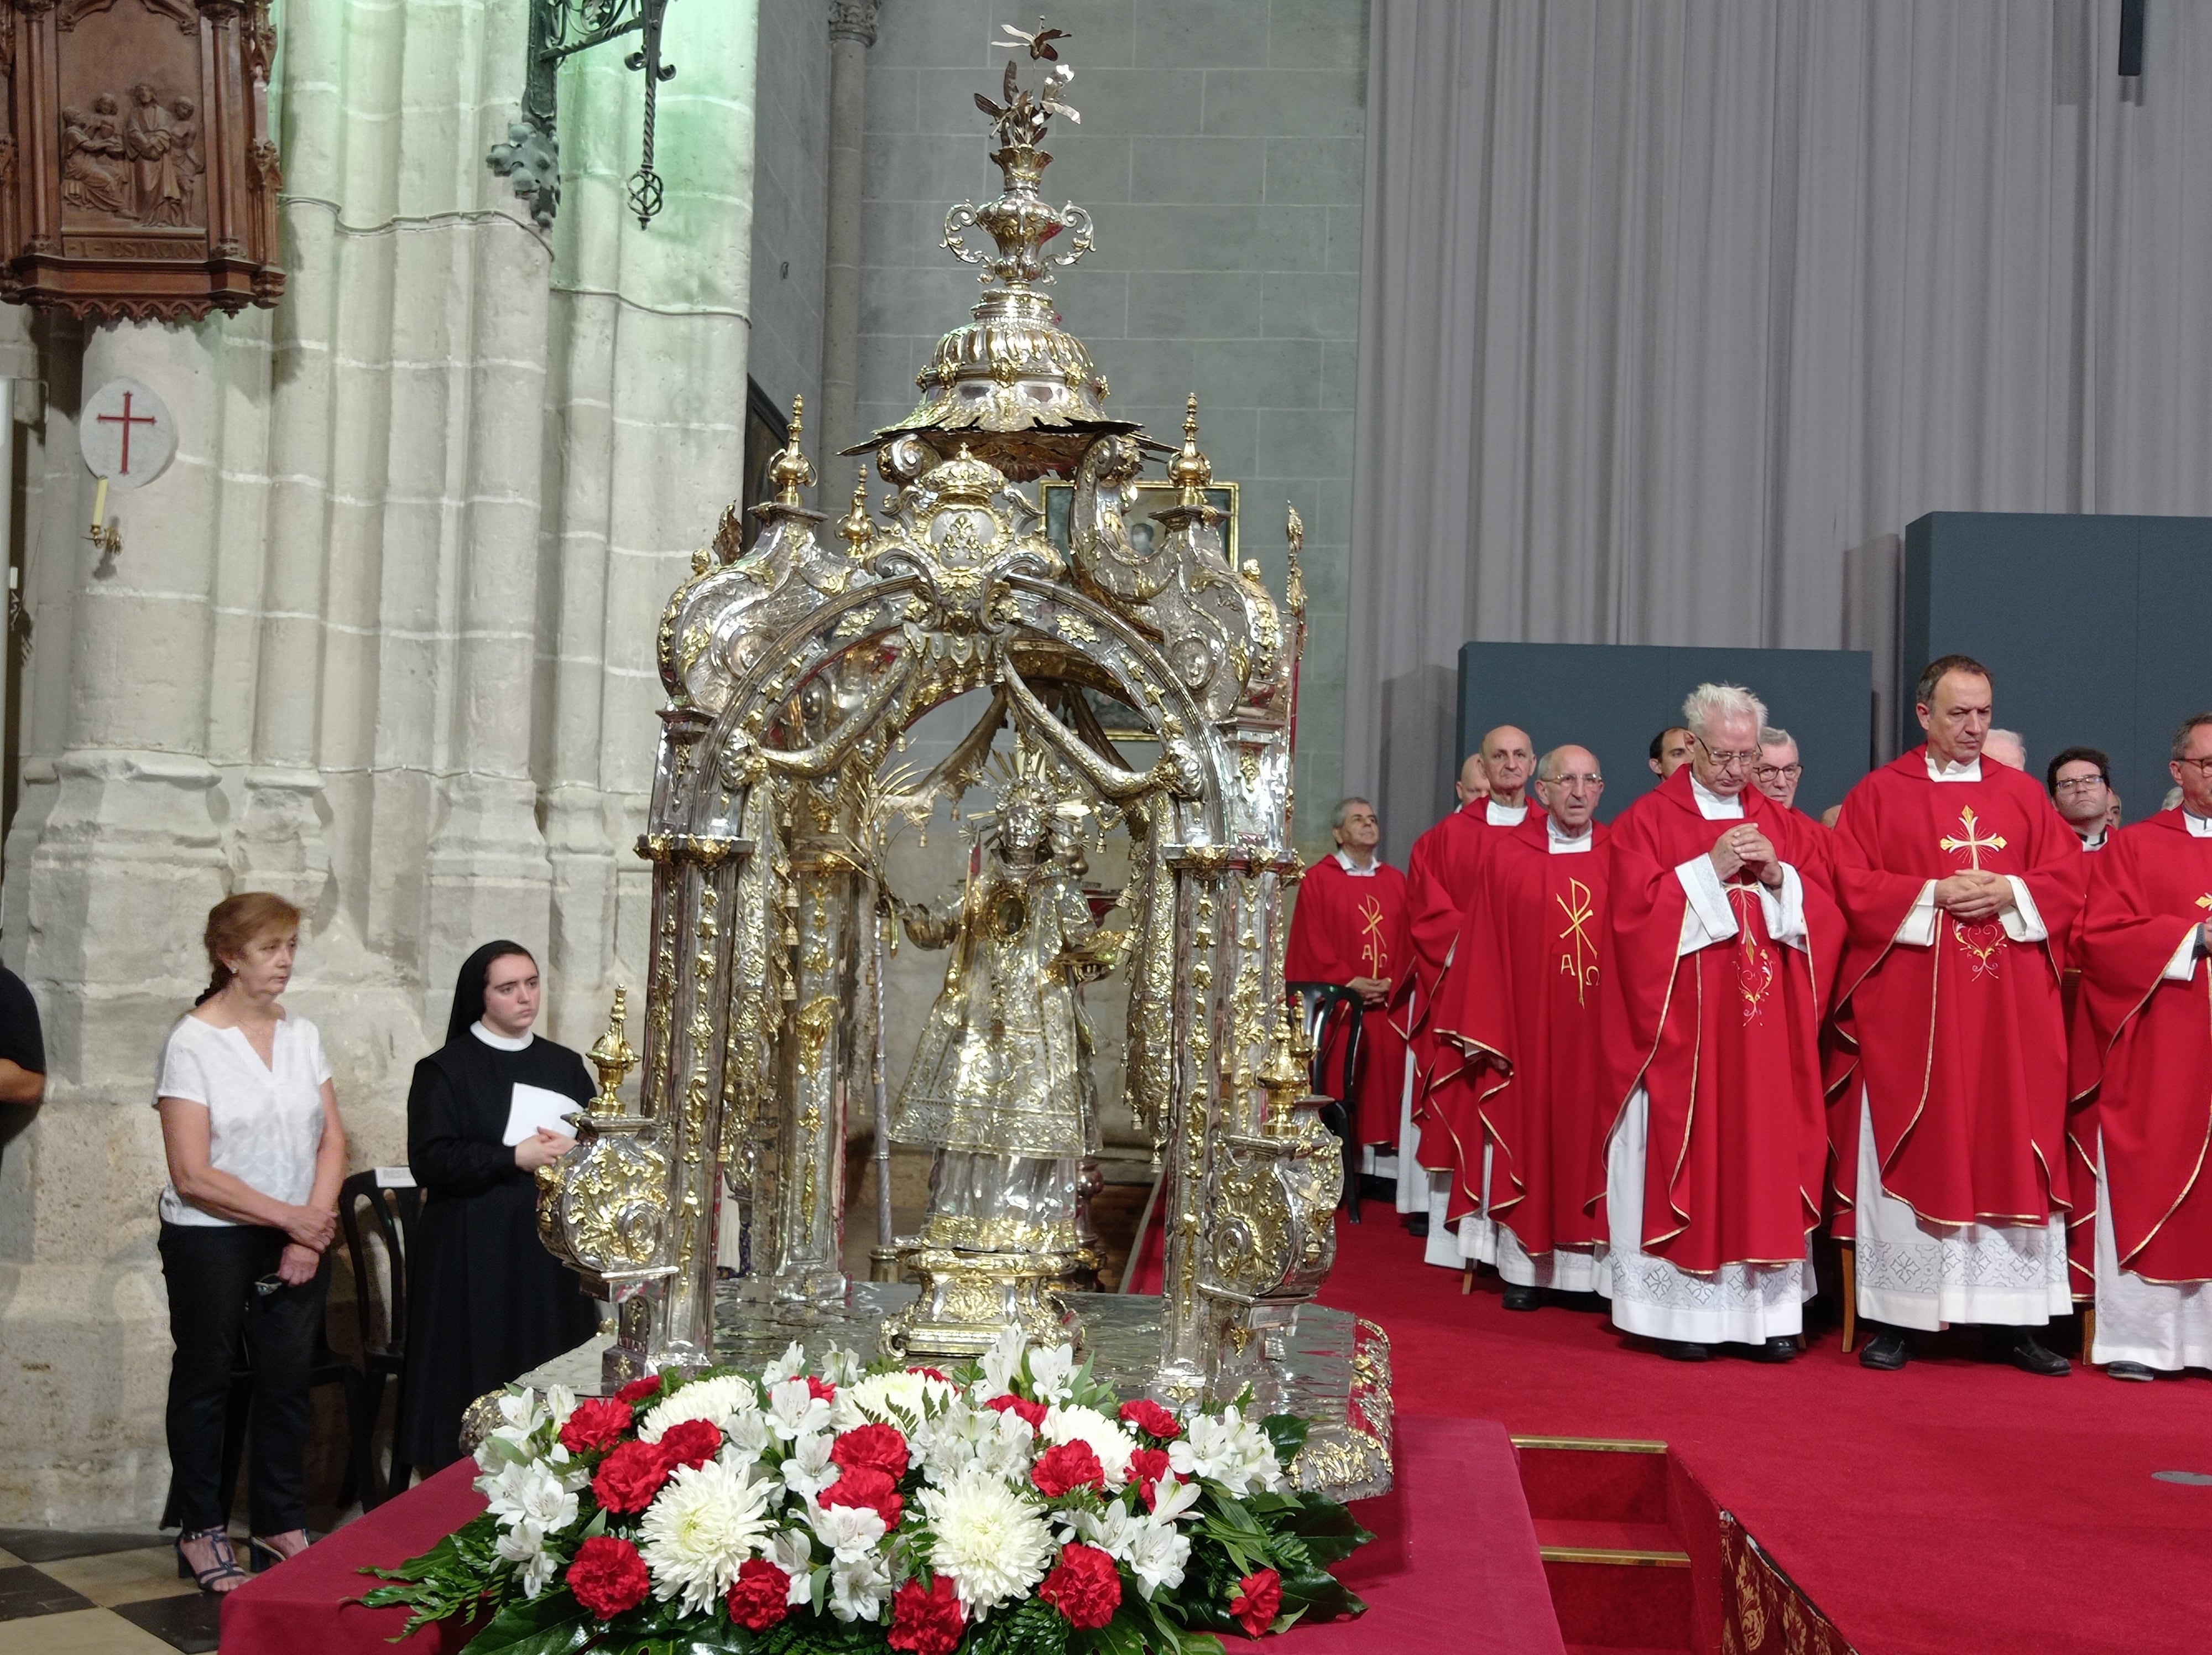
[79,378,176,491]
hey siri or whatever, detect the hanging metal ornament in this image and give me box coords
[489,0,680,231]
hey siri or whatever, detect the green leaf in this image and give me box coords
[456,1597,593,1655]
[1256,1415,1308,1471]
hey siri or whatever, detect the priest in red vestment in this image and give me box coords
[1829,655,2088,1375]
[2068,713,2212,1378]
[1433,745,1611,1307]
[1285,797,1413,1158]
[1402,726,1535,1240]
[1599,685,1839,1361]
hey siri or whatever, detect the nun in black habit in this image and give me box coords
[393,941,600,1472]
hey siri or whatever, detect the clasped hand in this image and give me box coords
[1933,871,2016,922]
[1348,974,1391,1007]
[1708,825,1785,889]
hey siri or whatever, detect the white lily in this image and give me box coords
[766,1377,833,1442]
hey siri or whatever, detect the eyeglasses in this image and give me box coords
[1693,735,1757,768]
[1752,763,1802,782]
[1543,773,1604,789]
[2176,756,2212,779]
[2053,775,2109,793]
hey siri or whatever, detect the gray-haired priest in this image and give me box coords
[1597,685,1840,1361]
[2068,714,2212,1379]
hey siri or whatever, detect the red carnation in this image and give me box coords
[1230,1568,1283,1637]
[831,1422,910,1482]
[557,1396,633,1455]
[806,1375,838,1403]
[1031,1439,1107,1498]
[592,1438,672,1513]
[822,1463,904,1529]
[984,1392,1048,1431]
[888,1573,965,1655]
[566,1534,650,1620]
[1039,1542,1123,1630]
[657,1416,722,1471]
[614,1375,663,1406]
[1128,1446,1172,1510]
[908,1366,952,1383]
[1118,1398,1181,1441]
[726,1557,791,1631]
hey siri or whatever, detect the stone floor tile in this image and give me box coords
[15,1605,184,1654]
[41,1548,203,1609]
[111,1592,223,1654]
[0,1531,170,1565]
[0,1562,96,1619]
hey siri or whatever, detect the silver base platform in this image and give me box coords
[512,1285,1394,1502]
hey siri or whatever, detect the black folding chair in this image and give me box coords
[337,1167,421,1508]
[1287,981,1366,1222]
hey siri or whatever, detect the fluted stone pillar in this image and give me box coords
[0,318,241,1524]
[820,0,877,461]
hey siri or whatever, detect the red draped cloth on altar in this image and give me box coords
[1599,768,1838,1271]
[2070,810,2212,1282]
[1432,814,1611,1241]
[1286,853,1413,1148]
[221,1459,486,1655]
[1828,750,2088,1232]
[1404,804,1521,1175]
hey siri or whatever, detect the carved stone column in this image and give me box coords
[820,0,878,461]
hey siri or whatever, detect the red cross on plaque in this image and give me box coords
[97,392,158,476]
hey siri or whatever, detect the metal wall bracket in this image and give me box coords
[488,0,680,230]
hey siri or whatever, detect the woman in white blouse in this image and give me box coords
[155,892,346,1594]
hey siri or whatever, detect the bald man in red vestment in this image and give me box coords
[1829,655,2089,1375]
[1402,726,1534,1241]
[1285,797,1413,1160]
[1599,685,1840,1361]
[1434,745,1612,1307]
[2069,712,2212,1378]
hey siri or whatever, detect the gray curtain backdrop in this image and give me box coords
[1347,0,2212,860]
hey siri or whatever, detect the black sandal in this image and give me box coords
[174,1526,248,1594]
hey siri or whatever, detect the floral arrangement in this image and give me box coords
[362,1331,1369,1654]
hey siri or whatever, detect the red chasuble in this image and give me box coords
[1828,749,2088,1232]
[1404,804,1521,1170]
[2068,811,2212,1282]
[1285,853,1413,1148]
[1431,814,1611,1246]
[1598,768,1839,1272]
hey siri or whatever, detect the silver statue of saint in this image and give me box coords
[889,764,1119,1264]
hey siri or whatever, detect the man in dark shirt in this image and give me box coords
[0,962,47,1164]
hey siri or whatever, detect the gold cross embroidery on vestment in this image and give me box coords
[1358,896,1388,976]
[1554,877,1598,1005]
[1940,806,2010,980]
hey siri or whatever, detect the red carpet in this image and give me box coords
[1317,1216,2212,1655]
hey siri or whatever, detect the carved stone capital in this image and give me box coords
[828,0,879,47]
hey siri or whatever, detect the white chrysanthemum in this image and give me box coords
[493,1522,562,1599]
[1167,1407,1285,1495]
[766,1377,833,1441]
[637,1456,775,1615]
[1041,1403,1136,1489]
[833,1368,956,1431]
[1026,1344,1077,1404]
[478,1458,578,1537]
[637,1374,758,1444]
[920,1464,1056,1615]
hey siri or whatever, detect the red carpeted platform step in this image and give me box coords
[1517,1438,1692,1653]
[1516,1438,1672,1522]
[1541,1553,1692,1652]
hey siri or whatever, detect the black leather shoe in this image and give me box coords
[1858,1328,1911,1370]
[1752,1335,1799,1363]
[1662,1340,1710,1362]
[1501,1284,1540,1311]
[2105,1360,2156,1382]
[1405,1212,1430,1238]
[1990,1331,2070,1376]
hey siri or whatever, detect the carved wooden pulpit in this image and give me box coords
[1,0,281,321]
